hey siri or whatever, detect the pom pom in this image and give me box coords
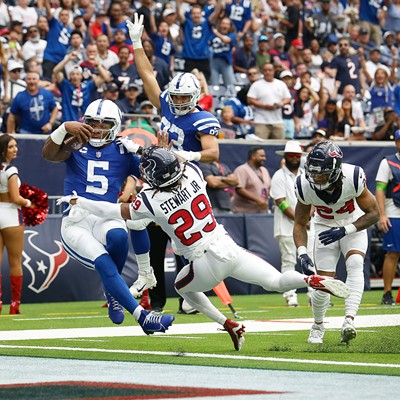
[19,183,49,226]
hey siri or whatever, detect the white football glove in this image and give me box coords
[56,190,79,212]
[173,150,201,162]
[116,137,141,154]
[126,13,144,49]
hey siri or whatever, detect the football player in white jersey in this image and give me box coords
[58,146,352,351]
[43,99,174,335]
[294,141,379,344]
[125,13,224,311]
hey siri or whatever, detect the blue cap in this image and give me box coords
[259,35,269,42]
[395,129,400,141]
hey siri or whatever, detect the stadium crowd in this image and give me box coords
[0,0,399,140]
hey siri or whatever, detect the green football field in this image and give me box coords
[0,289,399,377]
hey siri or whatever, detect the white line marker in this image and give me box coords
[0,344,398,369]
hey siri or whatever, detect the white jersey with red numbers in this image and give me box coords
[295,163,366,227]
[129,162,228,261]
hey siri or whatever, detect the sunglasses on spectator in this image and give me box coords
[11,69,21,73]
[339,43,348,47]
[285,153,302,157]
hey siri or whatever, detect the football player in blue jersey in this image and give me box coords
[42,99,174,335]
[126,13,221,164]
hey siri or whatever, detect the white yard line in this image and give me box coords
[0,343,399,369]
[0,313,399,341]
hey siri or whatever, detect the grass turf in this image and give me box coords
[0,289,399,376]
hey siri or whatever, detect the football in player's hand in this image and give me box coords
[61,133,88,151]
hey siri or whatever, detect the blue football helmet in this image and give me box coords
[305,141,343,190]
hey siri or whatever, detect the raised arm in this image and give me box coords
[126,14,161,110]
[175,0,186,24]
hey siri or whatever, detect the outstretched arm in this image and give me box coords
[64,196,132,220]
[126,14,161,110]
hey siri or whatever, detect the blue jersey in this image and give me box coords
[59,79,96,122]
[225,0,252,33]
[181,8,213,59]
[43,17,72,63]
[330,54,362,94]
[210,32,236,64]
[64,141,140,202]
[10,88,56,134]
[369,83,394,110]
[159,90,220,152]
[150,33,175,67]
[359,0,382,25]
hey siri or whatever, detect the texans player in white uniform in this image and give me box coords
[294,142,379,344]
[43,99,174,335]
[58,146,351,351]
[124,14,221,305]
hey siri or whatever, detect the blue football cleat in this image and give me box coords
[105,292,125,325]
[138,309,174,335]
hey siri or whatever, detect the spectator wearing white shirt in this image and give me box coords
[247,62,291,139]
[0,0,10,28]
[11,0,38,29]
[271,140,309,307]
[22,25,47,74]
[365,48,390,78]
[96,34,119,70]
[6,59,26,102]
[336,84,366,129]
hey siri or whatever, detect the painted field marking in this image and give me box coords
[0,344,399,369]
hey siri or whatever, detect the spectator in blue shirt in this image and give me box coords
[7,72,57,134]
[42,0,72,80]
[53,53,109,122]
[210,17,237,95]
[176,0,223,80]
[224,0,253,43]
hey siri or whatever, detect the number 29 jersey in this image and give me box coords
[129,162,226,260]
[295,163,366,227]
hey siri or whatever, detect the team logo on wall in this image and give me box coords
[22,230,70,293]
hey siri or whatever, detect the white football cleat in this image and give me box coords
[340,317,357,343]
[283,291,298,307]
[308,323,325,344]
[306,275,350,299]
[130,268,157,297]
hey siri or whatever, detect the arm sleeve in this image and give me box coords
[76,197,123,219]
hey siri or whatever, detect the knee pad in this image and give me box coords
[106,228,128,252]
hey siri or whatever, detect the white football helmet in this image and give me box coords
[83,99,122,147]
[168,73,200,116]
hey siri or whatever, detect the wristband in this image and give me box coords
[24,199,31,207]
[50,123,67,145]
[191,151,201,161]
[221,176,226,182]
[344,224,357,235]
[376,182,387,191]
[297,246,308,257]
[278,200,290,212]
